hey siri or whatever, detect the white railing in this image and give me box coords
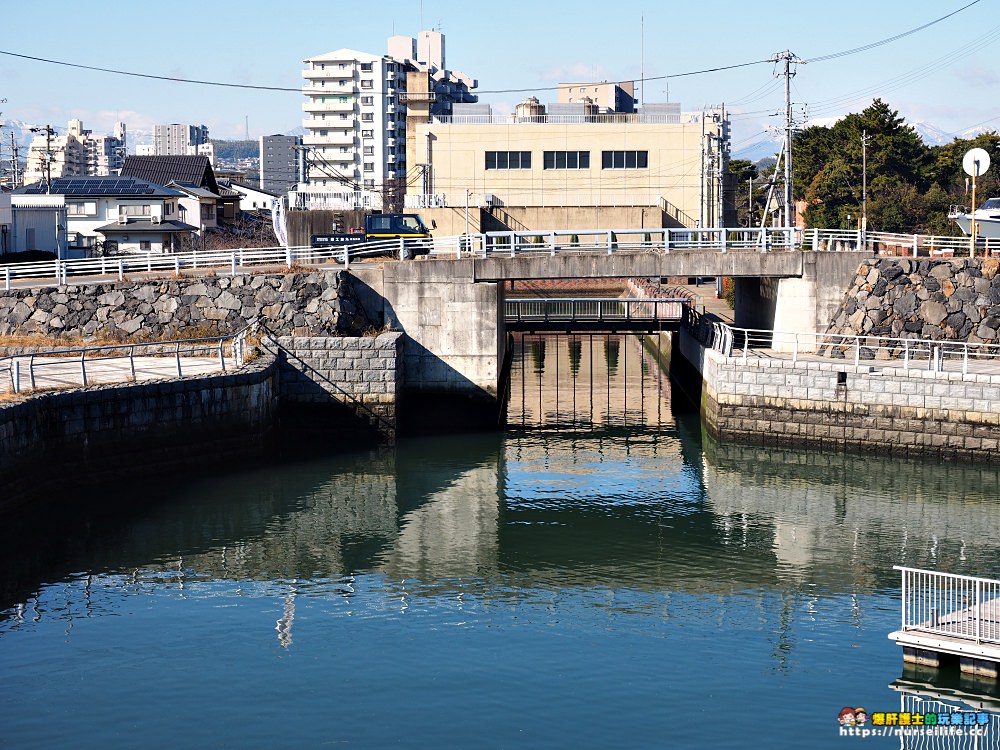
[3,227,999,289]
[506,297,690,324]
[896,566,1000,646]
[802,227,998,257]
[0,319,259,394]
[700,323,1000,376]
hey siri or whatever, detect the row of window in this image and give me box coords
[486,150,649,171]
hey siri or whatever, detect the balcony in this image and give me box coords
[303,84,358,97]
[302,66,353,80]
[302,131,356,146]
[302,98,356,113]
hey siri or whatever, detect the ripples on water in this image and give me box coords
[3,333,1000,748]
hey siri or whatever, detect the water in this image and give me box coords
[3,333,1000,749]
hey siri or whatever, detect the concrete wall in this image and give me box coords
[0,355,279,509]
[681,328,1000,462]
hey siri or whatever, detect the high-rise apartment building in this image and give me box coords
[296,30,476,210]
[24,119,126,184]
[260,134,302,194]
[153,124,210,156]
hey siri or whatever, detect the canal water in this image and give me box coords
[3,332,1000,749]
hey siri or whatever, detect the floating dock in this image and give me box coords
[890,566,1000,679]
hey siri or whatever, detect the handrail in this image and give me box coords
[505,297,691,323]
[1,319,259,394]
[689,319,1000,375]
[2,227,996,290]
[894,566,1000,647]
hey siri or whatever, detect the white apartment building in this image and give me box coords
[24,120,126,183]
[296,30,476,211]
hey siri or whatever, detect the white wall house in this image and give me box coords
[167,182,219,235]
[13,177,197,257]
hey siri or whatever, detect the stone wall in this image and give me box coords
[0,355,279,509]
[825,257,1000,343]
[264,332,402,440]
[681,329,1000,462]
[0,270,375,340]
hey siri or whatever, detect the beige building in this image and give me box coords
[405,103,729,234]
[556,81,635,112]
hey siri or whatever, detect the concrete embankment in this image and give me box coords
[679,328,1000,462]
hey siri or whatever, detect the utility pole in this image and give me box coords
[10,131,20,188]
[769,51,805,244]
[861,129,871,235]
[30,124,56,193]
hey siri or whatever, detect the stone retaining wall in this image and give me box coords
[681,329,1000,462]
[0,270,375,341]
[825,257,1000,343]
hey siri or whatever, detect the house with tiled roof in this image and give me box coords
[120,155,219,194]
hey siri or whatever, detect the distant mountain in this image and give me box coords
[284,126,308,137]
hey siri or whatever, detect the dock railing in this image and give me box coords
[896,566,1000,646]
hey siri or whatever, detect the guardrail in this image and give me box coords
[506,297,691,324]
[896,566,1000,646]
[2,227,998,289]
[0,319,259,394]
[692,319,1000,376]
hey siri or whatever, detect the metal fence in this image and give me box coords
[896,566,1000,646]
[698,322,1000,376]
[0,319,258,394]
[505,297,690,324]
[3,227,999,289]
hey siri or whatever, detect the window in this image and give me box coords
[360,62,373,72]
[320,130,328,137]
[360,79,373,89]
[121,204,151,216]
[66,200,97,216]
[340,114,349,120]
[340,146,350,153]
[360,96,374,105]
[543,151,590,170]
[363,179,375,188]
[361,129,374,138]
[485,151,531,170]
[200,204,215,220]
[361,113,374,122]
[363,162,374,172]
[601,150,648,169]
[363,146,374,155]
[139,241,151,252]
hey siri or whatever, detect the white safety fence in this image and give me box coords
[0,319,258,395]
[1,227,998,289]
[699,323,1000,377]
[896,566,1000,646]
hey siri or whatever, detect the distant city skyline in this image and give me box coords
[0,0,996,154]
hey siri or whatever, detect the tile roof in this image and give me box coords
[94,218,199,234]
[120,155,219,194]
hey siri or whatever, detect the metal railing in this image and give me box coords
[0,319,258,394]
[506,297,690,324]
[695,321,1000,376]
[4,227,1000,290]
[896,566,1000,646]
[801,227,998,257]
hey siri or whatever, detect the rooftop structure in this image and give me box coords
[23,120,126,184]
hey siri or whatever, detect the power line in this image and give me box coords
[807,0,982,62]
[0,49,301,92]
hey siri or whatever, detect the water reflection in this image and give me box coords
[4,333,1000,748]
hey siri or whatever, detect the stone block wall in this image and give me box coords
[683,330,1000,462]
[265,332,402,440]
[0,355,279,509]
[0,270,375,340]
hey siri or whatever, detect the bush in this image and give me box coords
[722,277,736,310]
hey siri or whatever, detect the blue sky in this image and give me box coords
[1,0,997,150]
